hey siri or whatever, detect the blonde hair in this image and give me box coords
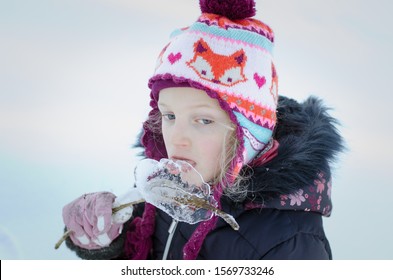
[213,126,250,202]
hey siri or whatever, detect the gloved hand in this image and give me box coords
[62,192,133,250]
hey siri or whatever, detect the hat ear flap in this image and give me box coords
[141,108,168,160]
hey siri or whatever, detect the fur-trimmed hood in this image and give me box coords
[239,95,344,216]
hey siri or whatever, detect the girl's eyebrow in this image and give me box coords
[191,104,216,110]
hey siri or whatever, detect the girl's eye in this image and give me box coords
[162,113,175,121]
[197,118,214,125]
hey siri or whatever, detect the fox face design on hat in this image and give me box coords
[187,38,248,86]
[144,0,278,182]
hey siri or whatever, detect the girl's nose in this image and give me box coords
[170,122,191,148]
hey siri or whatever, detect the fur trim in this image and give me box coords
[242,96,344,203]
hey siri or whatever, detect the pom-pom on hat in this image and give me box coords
[200,0,256,19]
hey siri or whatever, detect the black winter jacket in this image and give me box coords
[65,96,343,260]
[153,206,331,259]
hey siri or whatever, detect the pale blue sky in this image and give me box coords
[0,0,392,259]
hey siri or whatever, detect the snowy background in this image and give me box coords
[0,0,392,259]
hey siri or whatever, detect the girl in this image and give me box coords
[61,0,344,259]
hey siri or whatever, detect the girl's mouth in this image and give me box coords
[170,157,196,167]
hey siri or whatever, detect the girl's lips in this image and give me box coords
[171,157,196,167]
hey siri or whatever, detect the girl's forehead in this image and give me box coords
[158,87,221,109]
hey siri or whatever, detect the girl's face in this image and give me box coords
[158,87,234,183]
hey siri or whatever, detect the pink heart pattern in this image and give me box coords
[253,73,266,89]
[168,52,182,64]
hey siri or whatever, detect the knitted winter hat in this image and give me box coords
[135,0,278,259]
[144,0,278,178]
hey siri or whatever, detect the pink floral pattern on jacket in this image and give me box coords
[246,172,333,217]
